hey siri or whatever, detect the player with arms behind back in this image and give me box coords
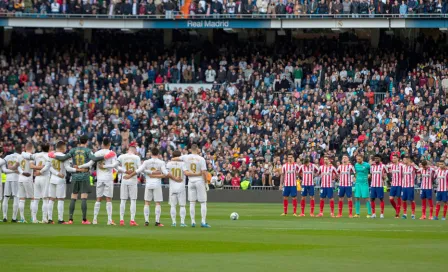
[298,158,319,216]
[336,155,356,218]
[354,155,372,218]
[280,153,300,217]
[318,156,338,217]
[369,155,388,219]
[386,154,403,218]
[166,150,188,227]
[433,162,448,220]
[2,146,23,222]
[401,156,418,219]
[417,160,435,220]
[31,143,51,223]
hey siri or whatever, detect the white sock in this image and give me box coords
[12,197,19,220]
[170,205,176,224]
[31,199,38,222]
[42,199,48,222]
[144,205,150,222]
[48,200,54,221]
[130,200,136,221]
[200,202,207,225]
[190,202,196,224]
[106,202,112,222]
[180,206,186,224]
[120,200,126,221]
[155,204,161,223]
[3,196,9,219]
[58,200,64,222]
[19,199,25,220]
[93,201,101,221]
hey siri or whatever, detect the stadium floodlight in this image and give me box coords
[277,30,286,36]
[64,28,74,32]
[35,29,43,35]
[385,30,394,36]
[188,30,198,36]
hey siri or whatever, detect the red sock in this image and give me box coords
[403,201,407,214]
[371,201,376,214]
[320,199,325,213]
[300,199,306,214]
[330,199,335,214]
[292,199,298,214]
[444,204,448,218]
[380,200,385,215]
[390,198,397,213]
[348,200,353,215]
[310,199,315,214]
[429,199,434,217]
[422,199,427,216]
[397,198,402,214]
[283,199,288,214]
[411,201,416,215]
[338,201,343,216]
[436,203,441,217]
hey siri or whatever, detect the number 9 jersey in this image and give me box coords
[179,154,207,183]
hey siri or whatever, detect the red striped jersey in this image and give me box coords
[319,165,337,188]
[337,164,355,186]
[282,163,300,187]
[402,164,418,188]
[298,164,319,186]
[370,164,387,187]
[418,167,435,190]
[435,169,448,192]
[387,163,403,187]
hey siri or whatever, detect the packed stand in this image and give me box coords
[0,31,448,189]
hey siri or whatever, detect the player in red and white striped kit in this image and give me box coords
[369,155,388,219]
[417,160,435,220]
[386,154,403,218]
[280,154,300,216]
[433,162,448,220]
[401,157,418,219]
[298,158,319,217]
[317,156,338,217]
[336,155,355,217]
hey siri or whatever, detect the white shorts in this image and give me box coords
[120,183,138,200]
[49,183,66,199]
[188,180,207,202]
[4,180,18,197]
[18,182,34,199]
[144,186,163,202]
[34,177,50,199]
[170,190,186,206]
[96,182,114,198]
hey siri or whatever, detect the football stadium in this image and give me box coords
[0,3,448,272]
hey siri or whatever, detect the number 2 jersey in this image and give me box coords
[179,154,206,183]
[117,153,141,185]
[166,161,186,193]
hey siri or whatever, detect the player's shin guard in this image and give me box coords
[170,205,177,224]
[58,200,64,222]
[428,199,434,217]
[48,200,54,221]
[310,199,315,214]
[13,197,19,220]
[444,204,448,218]
[144,205,150,222]
[366,201,372,215]
[355,200,360,215]
[190,202,196,224]
[370,201,376,215]
[411,201,416,215]
[130,199,136,221]
[422,199,427,216]
[200,202,207,224]
[93,201,101,221]
[180,206,186,224]
[106,202,112,222]
[329,199,335,214]
[403,201,408,215]
[120,200,126,221]
[380,200,385,215]
[42,199,48,222]
[81,199,88,221]
[19,199,25,220]
[300,199,306,214]
[319,199,325,213]
[2,196,9,219]
[348,200,353,216]
[292,199,297,214]
[436,203,441,217]
[69,199,76,220]
[283,199,288,214]
[155,204,161,223]
[338,201,343,216]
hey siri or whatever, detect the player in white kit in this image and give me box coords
[31,143,51,223]
[0,155,11,214]
[116,143,141,226]
[177,144,211,228]
[2,146,24,222]
[78,138,118,226]
[17,142,39,223]
[134,147,168,227]
[166,150,188,227]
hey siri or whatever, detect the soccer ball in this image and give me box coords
[230,212,239,220]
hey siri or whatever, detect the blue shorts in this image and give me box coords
[282,186,298,197]
[401,187,414,201]
[390,186,402,198]
[420,189,432,199]
[370,187,384,199]
[320,187,334,199]
[436,191,448,202]
[301,185,315,197]
[338,186,352,198]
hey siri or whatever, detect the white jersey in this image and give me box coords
[19,152,36,183]
[166,161,186,193]
[180,154,207,182]
[0,158,5,176]
[117,153,141,185]
[48,152,76,185]
[2,153,22,182]
[137,157,168,189]
[34,152,50,178]
[79,149,117,182]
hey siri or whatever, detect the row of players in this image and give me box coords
[280,154,448,220]
[0,139,210,227]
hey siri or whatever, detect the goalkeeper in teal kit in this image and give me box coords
[354,155,372,218]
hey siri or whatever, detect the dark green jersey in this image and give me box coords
[56,147,103,181]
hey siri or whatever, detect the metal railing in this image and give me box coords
[374,92,387,105]
[2,12,447,20]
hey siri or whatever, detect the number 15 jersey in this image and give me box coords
[117,153,141,185]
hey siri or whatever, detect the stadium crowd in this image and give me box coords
[1,0,447,16]
[0,31,448,189]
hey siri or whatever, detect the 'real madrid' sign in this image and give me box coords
[186,20,230,28]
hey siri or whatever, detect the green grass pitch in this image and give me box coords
[0,201,447,272]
